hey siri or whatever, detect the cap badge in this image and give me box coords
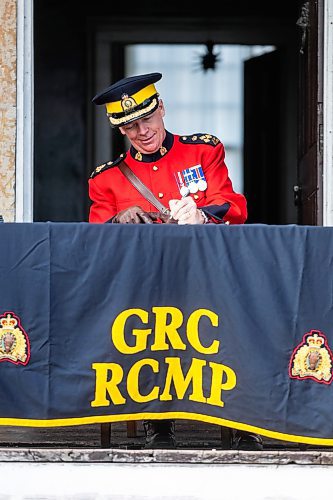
[121,93,137,112]
[289,330,333,384]
[174,165,207,195]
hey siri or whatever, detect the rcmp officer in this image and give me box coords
[89,72,247,225]
[89,72,263,451]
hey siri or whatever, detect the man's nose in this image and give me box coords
[137,121,149,134]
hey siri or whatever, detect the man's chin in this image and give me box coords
[138,144,159,154]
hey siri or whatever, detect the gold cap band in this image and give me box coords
[106,84,158,114]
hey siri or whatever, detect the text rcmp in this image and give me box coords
[91,307,237,409]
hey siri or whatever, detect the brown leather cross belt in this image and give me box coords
[118,160,171,215]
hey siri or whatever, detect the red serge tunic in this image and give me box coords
[88,131,247,224]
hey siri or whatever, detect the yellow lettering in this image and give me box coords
[206,361,236,407]
[111,308,151,354]
[127,358,160,403]
[187,309,220,354]
[160,357,206,403]
[151,307,186,351]
[90,362,126,407]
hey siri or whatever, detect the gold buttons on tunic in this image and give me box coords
[158,193,164,198]
[153,165,158,171]
[194,194,199,200]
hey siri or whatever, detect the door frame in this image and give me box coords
[323,0,333,226]
[16,2,333,224]
[16,0,34,222]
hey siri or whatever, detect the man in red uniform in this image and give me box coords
[89,73,246,226]
[89,72,263,451]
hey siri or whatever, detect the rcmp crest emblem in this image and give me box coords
[0,312,30,365]
[121,93,137,112]
[289,330,333,384]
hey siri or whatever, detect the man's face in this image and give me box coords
[119,100,166,155]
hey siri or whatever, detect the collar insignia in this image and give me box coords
[130,131,174,162]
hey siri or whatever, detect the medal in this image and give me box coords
[188,182,198,194]
[197,179,207,191]
[180,186,190,197]
[174,165,208,196]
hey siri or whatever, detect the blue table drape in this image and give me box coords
[0,222,332,445]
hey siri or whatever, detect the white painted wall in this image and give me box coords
[15,0,34,222]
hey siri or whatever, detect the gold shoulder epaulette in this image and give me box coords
[179,133,220,147]
[90,153,126,178]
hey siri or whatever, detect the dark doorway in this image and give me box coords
[243,50,281,224]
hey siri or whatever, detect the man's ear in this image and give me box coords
[119,127,126,136]
[159,99,166,118]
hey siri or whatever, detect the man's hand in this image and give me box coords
[169,197,205,225]
[112,206,157,224]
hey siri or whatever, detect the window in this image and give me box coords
[126,44,275,194]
